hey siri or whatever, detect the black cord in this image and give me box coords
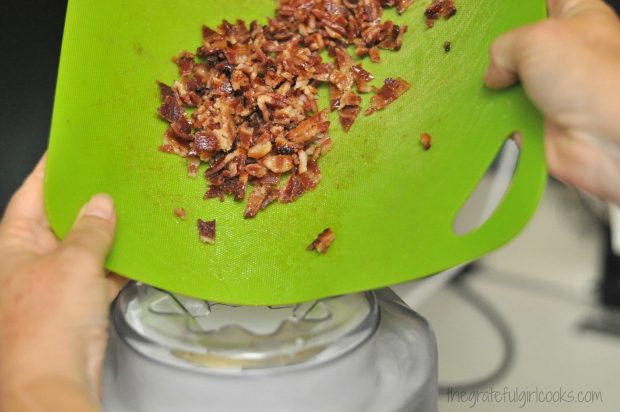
[438,278,516,395]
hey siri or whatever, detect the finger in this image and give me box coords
[484,25,534,90]
[106,272,129,302]
[1,153,49,227]
[545,122,620,204]
[60,194,116,269]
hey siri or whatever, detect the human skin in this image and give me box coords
[485,0,620,205]
[0,155,125,411]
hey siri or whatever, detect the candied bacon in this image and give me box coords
[420,133,432,150]
[197,219,216,244]
[307,228,335,254]
[174,208,187,220]
[365,77,411,115]
[425,0,457,28]
[157,0,454,222]
[395,0,414,15]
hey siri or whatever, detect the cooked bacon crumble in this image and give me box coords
[156,0,431,220]
[158,1,457,246]
[420,133,432,151]
[174,208,187,220]
[365,77,411,116]
[425,0,457,28]
[197,219,216,244]
[307,228,335,254]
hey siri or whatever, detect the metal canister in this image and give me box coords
[103,283,437,411]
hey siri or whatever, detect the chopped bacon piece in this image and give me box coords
[260,155,295,173]
[365,77,411,115]
[187,157,201,177]
[244,184,269,218]
[244,175,280,218]
[174,51,195,75]
[248,132,273,159]
[157,81,177,100]
[351,64,374,94]
[368,47,381,63]
[158,96,184,123]
[197,219,216,244]
[395,0,414,15]
[338,91,362,131]
[444,41,452,52]
[279,173,305,203]
[307,228,335,254]
[378,22,407,51]
[287,111,330,144]
[174,208,187,220]
[420,133,432,150]
[329,84,342,111]
[245,163,268,178]
[425,0,457,28]
[299,160,321,190]
[157,0,430,222]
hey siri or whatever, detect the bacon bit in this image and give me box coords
[260,155,295,173]
[378,22,408,51]
[420,133,432,151]
[248,133,273,159]
[157,0,427,220]
[329,84,342,111]
[425,0,457,28]
[174,51,195,75]
[299,160,321,190]
[158,95,184,123]
[244,174,281,218]
[368,47,381,63]
[187,157,201,177]
[197,219,216,244]
[174,208,187,220]
[307,228,335,254]
[351,64,374,94]
[395,0,414,15]
[279,173,305,203]
[297,150,309,174]
[444,41,452,52]
[339,91,362,131]
[365,77,411,115]
[245,163,268,178]
[244,185,269,218]
[287,111,330,144]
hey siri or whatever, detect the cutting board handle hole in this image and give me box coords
[453,133,521,235]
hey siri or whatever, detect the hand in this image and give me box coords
[0,155,125,411]
[485,0,620,204]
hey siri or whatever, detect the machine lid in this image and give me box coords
[114,282,378,371]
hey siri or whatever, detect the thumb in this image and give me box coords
[484,25,532,90]
[60,194,116,267]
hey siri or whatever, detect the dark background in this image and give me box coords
[1,0,620,212]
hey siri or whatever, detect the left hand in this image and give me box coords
[0,154,126,411]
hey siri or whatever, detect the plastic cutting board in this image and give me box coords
[45,0,547,305]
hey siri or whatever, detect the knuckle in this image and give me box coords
[526,21,563,45]
[57,244,93,264]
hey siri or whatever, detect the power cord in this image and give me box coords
[438,274,516,395]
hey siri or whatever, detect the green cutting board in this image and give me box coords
[45,0,547,305]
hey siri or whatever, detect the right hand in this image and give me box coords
[485,0,620,204]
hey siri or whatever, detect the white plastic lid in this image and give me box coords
[114,283,378,371]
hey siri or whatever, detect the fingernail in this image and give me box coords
[83,194,115,220]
